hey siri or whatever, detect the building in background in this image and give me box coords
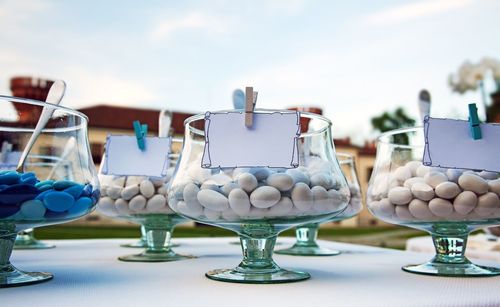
[8,76,380,227]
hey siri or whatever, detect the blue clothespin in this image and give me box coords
[133,120,148,150]
[468,103,482,140]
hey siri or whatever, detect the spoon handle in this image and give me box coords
[16,80,66,173]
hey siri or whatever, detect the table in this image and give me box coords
[4,237,500,307]
[407,234,500,262]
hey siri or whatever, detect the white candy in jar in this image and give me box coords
[368,160,500,222]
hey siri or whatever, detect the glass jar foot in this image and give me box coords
[403,261,500,277]
[119,250,193,262]
[275,223,338,256]
[0,264,53,288]
[275,244,340,256]
[209,234,310,283]
[206,267,310,284]
[402,224,500,277]
[14,230,55,250]
[118,223,191,262]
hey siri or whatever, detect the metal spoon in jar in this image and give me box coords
[16,80,66,173]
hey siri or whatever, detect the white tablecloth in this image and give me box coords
[4,237,500,307]
[406,234,500,262]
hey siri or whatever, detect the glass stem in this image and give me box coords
[237,235,280,273]
[0,231,16,274]
[145,225,173,253]
[139,225,147,243]
[430,225,470,265]
[294,223,320,247]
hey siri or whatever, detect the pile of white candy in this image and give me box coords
[340,184,362,218]
[97,172,175,217]
[170,157,349,221]
[368,161,500,222]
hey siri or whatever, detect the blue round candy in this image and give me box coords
[20,199,46,220]
[42,191,75,212]
[0,171,20,185]
[53,180,77,190]
[64,184,84,199]
[67,197,93,217]
[35,180,54,189]
[0,184,40,205]
[20,172,36,180]
[37,184,53,192]
[21,176,38,185]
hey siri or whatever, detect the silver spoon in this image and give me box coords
[16,80,66,173]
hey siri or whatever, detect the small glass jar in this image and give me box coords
[276,152,363,256]
[168,109,350,283]
[97,138,192,262]
[367,127,500,276]
[0,96,99,287]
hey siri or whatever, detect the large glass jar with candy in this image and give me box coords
[168,109,350,283]
[367,127,500,276]
[0,95,99,287]
[97,138,192,262]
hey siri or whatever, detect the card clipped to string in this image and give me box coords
[423,115,500,172]
[201,110,301,168]
[101,135,172,177]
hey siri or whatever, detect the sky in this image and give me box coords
[0,0,499,144]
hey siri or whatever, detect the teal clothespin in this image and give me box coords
[133,120,148,150]
[468,103,482,140]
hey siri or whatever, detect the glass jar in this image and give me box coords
[168,109,350,283]
[0,95,99,287]
[276,152,363,256]
[367,127,500,276]
[97,138,192,262]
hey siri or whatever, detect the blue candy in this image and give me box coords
[64,184,84,199]
[20,172,36,180]
[20,199,46,220]
[0,184,40,205]
[81,184,93,197]
[37,184,53,192]
[0,171,20,185]
[35,180,54,189]
[42,191,74,212]
[0,184,8,191]
[53,180,77,190]
[67,197,93,217]
[21,176,38,185]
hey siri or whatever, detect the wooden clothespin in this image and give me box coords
[133,120,148,150]
[245,86,258,128]
[468,103,482,140]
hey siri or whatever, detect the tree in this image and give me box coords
[371,107,416,145]
[371,107,416,133]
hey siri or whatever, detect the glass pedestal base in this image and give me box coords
[206,267,310,284]
[0,265,53,288]
[402,223,500,277]
[275,245,340,256]
[119,250,193,262]
[14,230,55,250]
[403,261,500,277]
[121,240,179,249]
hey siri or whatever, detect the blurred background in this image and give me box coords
[1,0,500,249]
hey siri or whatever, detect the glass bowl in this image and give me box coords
[276,152,363,256]
[367,127,500,276]
[97,139,192,262]
[167,109,350,283]
[0,96,99,287]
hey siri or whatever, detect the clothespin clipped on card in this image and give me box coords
[133,120,148,150]
[468,103,482,140]
[245,86,258,128]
